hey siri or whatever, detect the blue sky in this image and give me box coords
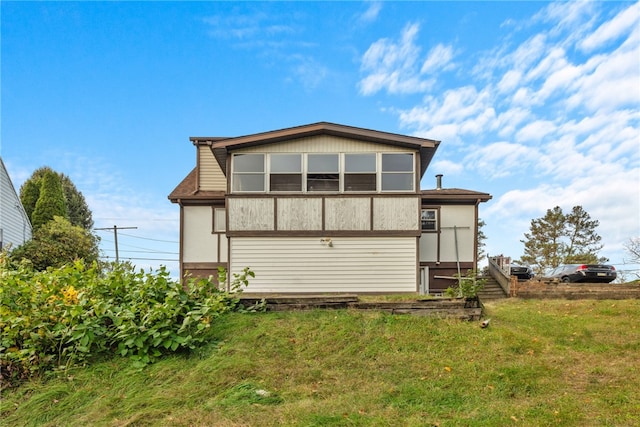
[2,1,639,278]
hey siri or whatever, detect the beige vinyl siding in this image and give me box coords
[277,198,322,230]
[183,206,219,263]
[228,197,274,231]
[198,146,226,191]
[373,197,419,230]
[230,237,417,293]
[325,198,370,230]
[233,135,410,154]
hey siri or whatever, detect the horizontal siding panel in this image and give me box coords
[198,147,226,191]
[233,135,411,154]
[230,237,416,293]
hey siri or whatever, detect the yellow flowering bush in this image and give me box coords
[0,252,255,387]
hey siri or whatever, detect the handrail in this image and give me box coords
[488,255,511,296]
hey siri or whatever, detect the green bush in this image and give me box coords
[445,270,485,298]
[0,254,255,387]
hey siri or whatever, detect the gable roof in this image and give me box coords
[167,167,226,203]
[190,122,440,177]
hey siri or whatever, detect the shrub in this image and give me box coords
[445,270,485,298]
[0,254,255,387]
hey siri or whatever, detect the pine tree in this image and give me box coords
[564,206,604,264]
[30,171,68,230]
[520,206,567,274]
[520,206,606,274]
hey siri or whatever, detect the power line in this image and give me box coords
[95,225,137,263]
[117,232,178,244]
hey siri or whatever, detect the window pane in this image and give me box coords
[382,153,413,172]
[270,174,302,191]
[344,174,376,191]
[381,173,413,191]
[233,174,264,191]
[271,154,301,173]
[421,210,435,221]
[421,209,436,231]
[234,154,264,172]
[307,174,339,191]
[308,154,338,172]
[345,154,376,172]
[214,208,226,232]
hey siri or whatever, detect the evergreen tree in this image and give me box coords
[20,178,41,220]
[60,173,94,229]
[477,218,487,262]
[20,167,94,230]
[520,206,606,274]
[30,171,68,230]
[564,206,603,264]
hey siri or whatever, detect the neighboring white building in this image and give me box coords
[169,122,491,294]
[0,157,32,251]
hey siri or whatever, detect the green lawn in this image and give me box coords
[3,299,639,426]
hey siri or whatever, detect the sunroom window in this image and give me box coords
[381,153,414,191]
[344,153,376,192]
[232,154,265,192]
[270,154,302,192]
[307,154,339,192]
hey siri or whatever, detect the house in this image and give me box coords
[168,122,491,294]
[0,157,33,251]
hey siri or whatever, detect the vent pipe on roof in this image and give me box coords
[436,174,443,190]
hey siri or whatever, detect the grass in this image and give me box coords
[2,299,640,426]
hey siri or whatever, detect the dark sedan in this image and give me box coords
[510,264,534,280]
[547,264,617,283]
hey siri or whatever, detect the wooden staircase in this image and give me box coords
[477,275,508,300]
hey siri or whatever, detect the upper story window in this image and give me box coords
[270,154,302,192]
[421,208,437,231]
[308,154,339,192]
[344,153,376,192]
[232,154,264,192]
[231,152,415,193]
[381,153,414,191]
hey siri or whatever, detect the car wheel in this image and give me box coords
[561,276,571,283]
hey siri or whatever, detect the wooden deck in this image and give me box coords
[238,294,483,320]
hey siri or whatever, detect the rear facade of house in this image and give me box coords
[169,122,491,294]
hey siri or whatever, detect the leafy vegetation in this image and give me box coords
[445,269,485,298]
[8,216,100,271]
[2,299,639,426]
[0,256,255,387]
[520,206,606,274]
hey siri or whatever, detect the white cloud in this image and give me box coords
[358,1,382,25]
[579,2,640,52]
[420,43,455,74]
[361,1,640,266]
[428,159,464,177]
[359,23,435,95]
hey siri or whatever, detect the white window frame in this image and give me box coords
[230,152,416,194]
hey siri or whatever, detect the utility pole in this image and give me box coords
[95,225,137,262]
